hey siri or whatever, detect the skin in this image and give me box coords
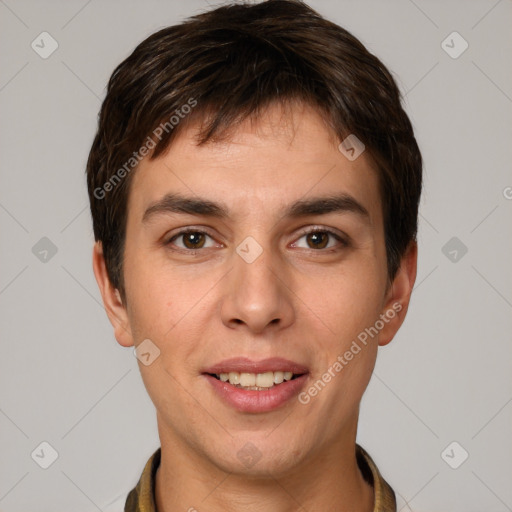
[93,101,417,512]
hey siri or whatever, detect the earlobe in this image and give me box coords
[91,242,134,347]
[378,241,418,347]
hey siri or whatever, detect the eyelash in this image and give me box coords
[165,227,349,254]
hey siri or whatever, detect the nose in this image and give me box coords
[220,240,295,334]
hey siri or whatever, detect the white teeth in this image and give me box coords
[228,372,240,385]
[239,373,256,387]
[256,372,274,387]
[273,371,284,384]
[215,370,300,389]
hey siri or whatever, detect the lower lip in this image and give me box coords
[203,374,309,413]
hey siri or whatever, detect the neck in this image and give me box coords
[155,418,374,512]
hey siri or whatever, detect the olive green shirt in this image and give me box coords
[125,444,396,511]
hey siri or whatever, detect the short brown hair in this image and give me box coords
[86,0,422,302]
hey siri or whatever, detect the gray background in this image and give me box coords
[1,0,511,510]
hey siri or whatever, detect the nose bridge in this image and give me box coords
[235,236,277,293]
[220,233,294,332]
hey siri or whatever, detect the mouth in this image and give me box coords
[201,357,309,413]
[205,370,304,391]
[201,356,309,389]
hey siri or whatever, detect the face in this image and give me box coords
[94,101,416,478]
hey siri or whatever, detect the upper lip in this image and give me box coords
[202,357,309,375]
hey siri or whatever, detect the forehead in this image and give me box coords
[127,102,382,225]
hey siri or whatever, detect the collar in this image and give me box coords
[125,444,396,511]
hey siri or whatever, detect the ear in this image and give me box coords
[378,241,418,347]
[92,241,134,347]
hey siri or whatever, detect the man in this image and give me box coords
[87,1,422,510]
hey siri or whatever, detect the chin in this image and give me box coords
[209,434,308,478]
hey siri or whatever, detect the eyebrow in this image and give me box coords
[142,192,370,224]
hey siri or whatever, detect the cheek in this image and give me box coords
[124,238,183,326]
[125,266,209,414]
[125,267,192,340]
[307,258,384,397]
[124,252,215,374]
[304,284,381,421]
[322,260,385,339]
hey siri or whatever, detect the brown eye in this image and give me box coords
[306,231,329,249]
[291,228,348,251]
[181,232,206,249]
[167,230,217,251]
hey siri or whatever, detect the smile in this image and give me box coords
[210,370,300,390]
